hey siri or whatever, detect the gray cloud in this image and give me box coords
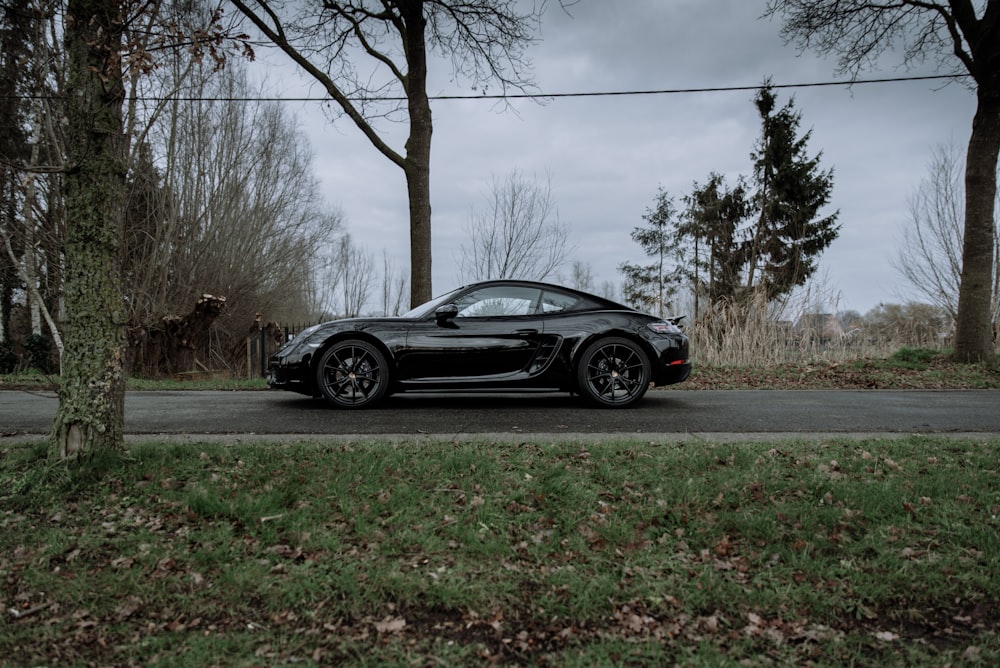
[292,0,974,312]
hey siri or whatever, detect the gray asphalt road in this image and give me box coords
[2,389,998,440]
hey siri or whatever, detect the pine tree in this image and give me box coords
[680,173,751,314]
[618,188,681,317]
[744,83,839,300]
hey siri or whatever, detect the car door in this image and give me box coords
[398,285,547,384]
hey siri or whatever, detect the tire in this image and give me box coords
[315,339,390,409]
[576,337,651,408]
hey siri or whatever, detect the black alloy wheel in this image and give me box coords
[576,337,651,408]
[315,339,389,408]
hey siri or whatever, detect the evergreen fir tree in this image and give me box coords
[618,188,681,317]
[745,83,839,300]
[680,173,751,314]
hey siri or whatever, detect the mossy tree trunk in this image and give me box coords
[50,0,127,459]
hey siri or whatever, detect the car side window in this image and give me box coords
[454,286,541,317]
[539,290,582,313]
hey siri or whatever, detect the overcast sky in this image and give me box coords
[253,0,976,315]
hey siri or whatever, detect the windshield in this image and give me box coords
[399,286,465,319]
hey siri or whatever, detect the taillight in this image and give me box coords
[647,321,681,335]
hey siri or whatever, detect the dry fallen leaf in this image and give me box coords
[374,616,406,634]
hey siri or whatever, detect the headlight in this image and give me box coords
[280,324,326,355]
[295,323,323,342]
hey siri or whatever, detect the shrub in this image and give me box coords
[889,347,938,369]
[24,334,55,373]
[0,340,17,374]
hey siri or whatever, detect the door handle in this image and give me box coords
[514,329,538,336]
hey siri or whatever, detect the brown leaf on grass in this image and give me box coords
[264,544,302,559]
[698,614,721,634]
[374,616,406,634]
[747,481,767,503]
[963,646,983,661]
[114,596,143,621]
[613,605,656,634]
[154,557,176,575]
[111,555,134,569]
[577,523,603,547]
[901,547,928,560]
[713,534,734,557]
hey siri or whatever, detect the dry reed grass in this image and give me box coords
[685,292,947,367]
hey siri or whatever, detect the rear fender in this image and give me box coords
[568,330,657,391]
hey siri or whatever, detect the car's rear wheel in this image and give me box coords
[315,339,389,409]
[576,337,651,408]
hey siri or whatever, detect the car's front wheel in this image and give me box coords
[315,339,389,409]
[576,337,651,408]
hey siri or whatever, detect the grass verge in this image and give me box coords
[1,437,997,666]
[0,371,269,392]
[2,349,998,393]
[683,350,1000,390]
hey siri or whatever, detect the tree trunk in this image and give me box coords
[405,144,433,308]
[128,294,227,376]
[401,2,433,308]
[51,0,127,459]
[953,92,999,364]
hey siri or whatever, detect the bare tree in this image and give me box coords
[459,170,570,282]
[894,144,1000,328]
[380,250,408,316]
[564,260,594,292]
[337,235,375,317]
[311,233,377,318]
[764,0,998,362]
[229,0,545,307]
[124,59,341,375]
[0,0,66,355]
[598,279,618,302]
[895,145,966,321]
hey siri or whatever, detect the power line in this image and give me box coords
[433,73,968,100]
[3,73,968,104]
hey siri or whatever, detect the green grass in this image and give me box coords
[3,346,998,393]
[125,376,268,391]
[1,437,997,666]
[887,347,940,369]
[0,369,268,391]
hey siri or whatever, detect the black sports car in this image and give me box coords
[267,280,691,408]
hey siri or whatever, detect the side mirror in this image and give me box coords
[435,303,459,323]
